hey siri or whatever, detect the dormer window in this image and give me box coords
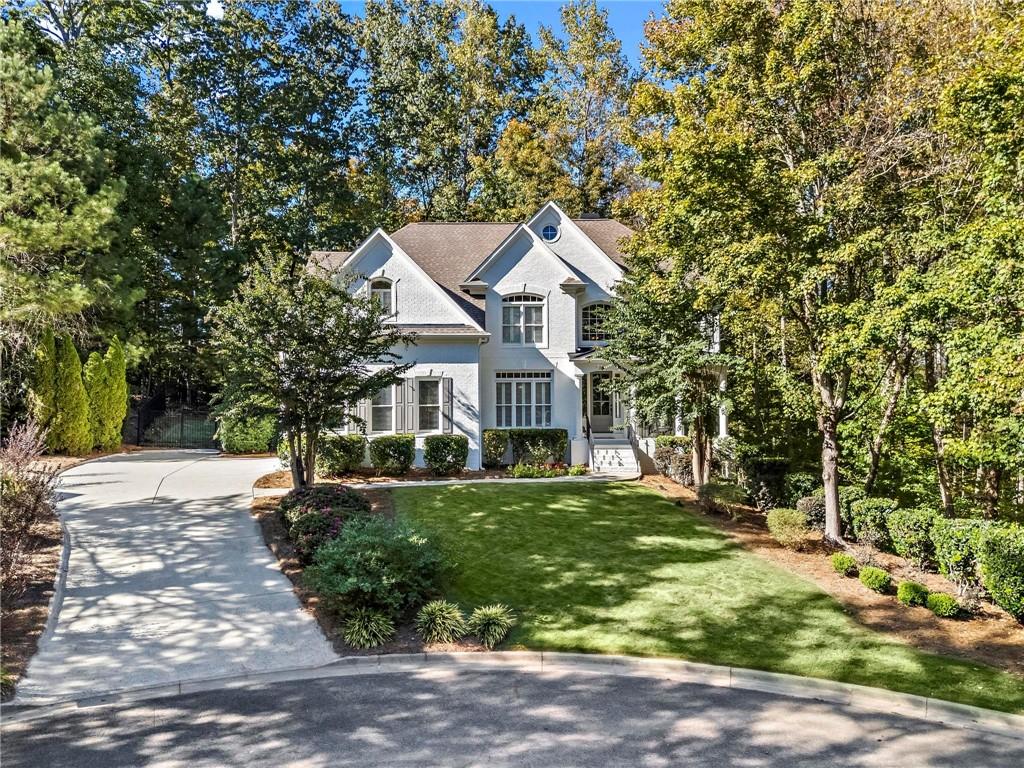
[370,278,393,315]
[502,294,545,345]
[581,302,611,342]
[541,224,559,242]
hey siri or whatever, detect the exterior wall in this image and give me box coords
[344,235,470,326]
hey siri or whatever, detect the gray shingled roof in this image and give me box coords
[573,218,634,268]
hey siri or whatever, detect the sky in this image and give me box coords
[206,1,665,68]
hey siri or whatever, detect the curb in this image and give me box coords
[252,473,641,497]
[4,652,1022,738]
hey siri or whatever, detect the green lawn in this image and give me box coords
[393,481,1024,713]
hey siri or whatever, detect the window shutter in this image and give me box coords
[442,377,453,433]
[405,379,416,433]
[395,380,405,431]
[356,398,369,432]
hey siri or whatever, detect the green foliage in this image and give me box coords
[467,604,516,649]
[415,599,467,644]
[926,593,961,619]
[765,508,808,550]
[830,553,858,577]
[83,351,107,449]
[508,463,567,479]
[423,434,469,475]
[897,581,930,607]
[978,525,1024,619]
[850,498,898,550]
[697,482,747,516]
[859,567,892,593]
[795,495,827,530]
[782,472,819,507]
[288,509,347,563]
[304,516,445,618]
[482,429,509,468]
[887,508,938,568]
[279,485,371,528]
[931,518,987,590]
[654,439,694,485]
[343,608,395,649]
[28,329,57,432]
[49,334,92,456]
[654,435,692,451]
[218,415,277,454]
[508,429,568,464]
[100,338,128,450]
[317,434,367,475]
[369,434,416,475]
[568,464,588,476]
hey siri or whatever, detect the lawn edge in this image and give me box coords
[4,651,1022,738]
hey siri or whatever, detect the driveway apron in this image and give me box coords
[14,450,336,703]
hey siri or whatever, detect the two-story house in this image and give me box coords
[312,201,646,474]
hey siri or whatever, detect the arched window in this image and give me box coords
[501,293,545,345]
[541,224,559,242]
[581,302,611,342]
[370,278,393,315]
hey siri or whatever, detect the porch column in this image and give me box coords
[573,373,585,438]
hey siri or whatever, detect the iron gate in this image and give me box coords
[124,388,218,449]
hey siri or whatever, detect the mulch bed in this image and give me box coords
[1,512,62,701]
[250,492,485,656]
[641,476,1024,677]
[254,467,511,490]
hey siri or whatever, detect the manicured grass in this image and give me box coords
[393,481,1024,713]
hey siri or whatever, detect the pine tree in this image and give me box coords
[102,338,128,450]
[50,333,93,456]
[29,328,58,438]
[83,351,108,450]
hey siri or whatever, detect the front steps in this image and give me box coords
[590,438,641,476]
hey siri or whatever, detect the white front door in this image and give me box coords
[589,372,613,433]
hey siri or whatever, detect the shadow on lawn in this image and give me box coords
[396,482,1024,713]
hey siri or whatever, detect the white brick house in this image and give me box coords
[313,201,646,474]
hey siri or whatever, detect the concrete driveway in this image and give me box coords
[4,668,1022,767]
[14,450,335,703]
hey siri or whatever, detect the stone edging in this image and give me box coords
[4,652,1022,739]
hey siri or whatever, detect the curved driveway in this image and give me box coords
[14,450,336,703]
[5,668,1022,766]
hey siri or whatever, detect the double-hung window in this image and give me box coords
[501,294,545,345]
[581,302,611,343]
[370,386,393,432]
[370,278,393,316]
[495,371,552,428]
[417,379,441,432]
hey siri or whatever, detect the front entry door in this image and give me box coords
[589,372,613,433]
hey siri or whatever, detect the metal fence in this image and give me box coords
[124,388,218,449]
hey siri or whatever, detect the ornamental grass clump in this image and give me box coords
[468,604,516,649]
[416,599,467,644]
[343,608,395,649]
[859,566,891,593]
[830,552,858,577]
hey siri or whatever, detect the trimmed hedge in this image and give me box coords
[850,497,898,550]
[654,437,694,485]
[369,433,415,474]
[887,507,937,567]
[897,581,929,607]
[318,434,367,475]
[482,429,509,468]
[859,566,891,593]
[766,507,808,550]
[931,517,987,590]
[423,434,469,475]
[509,429,568,464]
[927,593,960,618]
[978,524,1024,619]
[830,552,858,576]
[654,435,692,451]
[218,415,277,454]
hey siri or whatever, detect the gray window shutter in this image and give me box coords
[443,377,453,433]
[405,379,416,433]
[356,398,369,432]
[395,380,405,432]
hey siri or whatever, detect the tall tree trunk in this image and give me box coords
[288,428,304,488]
[924,345,955,515]
[820,416,843,543]
[691,415,706,488]
[864,351,909,495]
[304,428,318,487]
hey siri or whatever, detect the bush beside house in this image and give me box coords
[218,415,277,453]
[423,434,469,475]
[318,434,368,475]
[369,434,415,474]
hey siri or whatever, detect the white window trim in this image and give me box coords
[495,370,553,428]
[541,223,560,242]
[370,384,395,434]
[415,377,443,434]
[580,301,612,345]
[369,277,396,321]
[500,293,547,348]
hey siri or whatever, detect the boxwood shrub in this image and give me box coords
[218,415,276,454]
[765,507,808,550]
[931,517,987,590]
[978,524,1024,619]
[896,580,930,607]
[317,434,367,476]
[830,552,858,576]
[859,566,891,593]
[423,434,469,475]
[927,592,960,618]
[654,435,692,451]
[369,433,416,474]
[304,515,446,618]
[482,429,509,468]
[886,507,937,567]
[850,497,898,550]
[278,484,371,527]
[508,429,568,464]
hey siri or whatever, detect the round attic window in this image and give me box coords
[541,224,559,242]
